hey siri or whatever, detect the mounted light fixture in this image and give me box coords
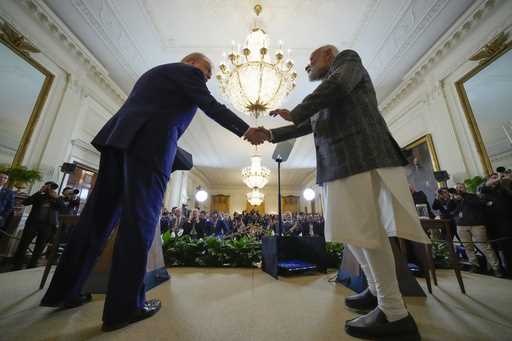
[303,188,315,201]
[195,187,208,203]
[216,4,296,119]
[241,153,271,190]
[247,188,264,206]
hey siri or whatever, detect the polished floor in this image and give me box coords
[0,267,511,341]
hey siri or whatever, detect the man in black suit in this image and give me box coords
[41,53,263,331]
[12,182,62,270]
[60,187,81,215]
[409,184,434,218]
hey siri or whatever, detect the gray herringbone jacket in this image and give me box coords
[271,50,407,185]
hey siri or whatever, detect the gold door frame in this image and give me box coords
[403,133,441,172]
[455,31,512,175]
[0,21,54,166]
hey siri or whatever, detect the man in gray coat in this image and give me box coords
[246,45,429,340]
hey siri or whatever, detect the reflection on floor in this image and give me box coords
[0,267,511,341]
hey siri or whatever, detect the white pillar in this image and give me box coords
[165,171,183,209]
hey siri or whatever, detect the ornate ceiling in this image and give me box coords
[44,0,475,186]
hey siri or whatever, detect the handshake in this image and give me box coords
[242,109,292,145]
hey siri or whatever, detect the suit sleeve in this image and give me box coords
[22,193,38,206]
[178,66,249,137]
[5,192,15,217]
[289,60,363,126]
[270,120,313,143]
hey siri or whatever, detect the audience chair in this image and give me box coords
[419,218,466,294]
[39,215,80,289]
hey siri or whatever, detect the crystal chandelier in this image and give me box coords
[247,188,264,206]
[241,154,270,189]
[216,4,297,118]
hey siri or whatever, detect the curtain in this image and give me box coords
[211,194,230,213]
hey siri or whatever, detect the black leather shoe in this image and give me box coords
[494,268,505,278]
[345,288,378,313]
[345,307,421,340]
[40,293,93,309]
[102,299,161,332]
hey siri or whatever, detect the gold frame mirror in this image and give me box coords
[0,21,54,167]
[456,32,512,175]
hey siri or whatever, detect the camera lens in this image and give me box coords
[73,189,79,194]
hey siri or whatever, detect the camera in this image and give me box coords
[72,189,79,195]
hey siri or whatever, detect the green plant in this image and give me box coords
[326,241,344,268]
[163,235,262,268]
[464,176,485,193]
[163,235,343,269]
[0,165,42,189]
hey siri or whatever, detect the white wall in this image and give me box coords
[208,185,304,215]
[0,0,126,189]
[381,0,512,184]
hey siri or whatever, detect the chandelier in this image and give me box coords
[216,4,297,118]
[241,154,270,189]
[247,188,264,206]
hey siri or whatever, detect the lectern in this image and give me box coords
[262,140,328,278]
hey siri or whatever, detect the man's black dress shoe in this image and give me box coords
[345,307,421,340]
[345,288,378,313]
[101,299,161,332]
[40,293,93,309]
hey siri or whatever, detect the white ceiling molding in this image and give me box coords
[20,0,127,102]
[349,0,381,47]
[70,0,147,81]
[380,0,497,113]
[371,0,451,84]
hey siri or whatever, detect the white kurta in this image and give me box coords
[322,166,430,249]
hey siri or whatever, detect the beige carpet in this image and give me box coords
[0,267,511,341]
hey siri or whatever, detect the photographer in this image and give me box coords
[452,183,502,277]
[60,187,80,215]
[12,181,64,270]
[480,173,512,275]
[432,188,456,219]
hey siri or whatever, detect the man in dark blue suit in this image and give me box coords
[41,53,262,331]
[0,172,16,231]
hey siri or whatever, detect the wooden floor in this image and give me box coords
[0,267,511,341]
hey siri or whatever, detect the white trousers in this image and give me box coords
[347,240,408,322]
[457,225,499,271]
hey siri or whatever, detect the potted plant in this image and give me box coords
[463,176,485,193]
[0,165,42,191]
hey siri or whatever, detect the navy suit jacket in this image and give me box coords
[92,63,249,176]
[0,187,16,224]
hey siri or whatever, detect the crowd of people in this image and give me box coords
[410,168,512,277]
[160,207,325,240]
